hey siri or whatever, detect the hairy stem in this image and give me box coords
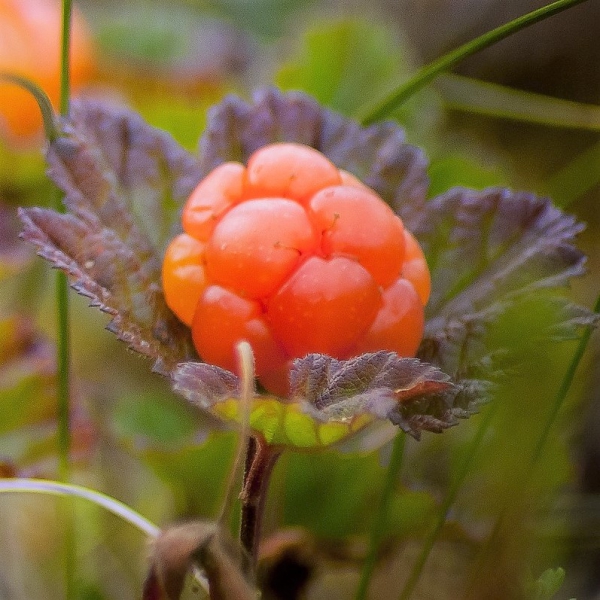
[240,437,281,565]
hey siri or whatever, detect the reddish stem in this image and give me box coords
[240,436,281,564]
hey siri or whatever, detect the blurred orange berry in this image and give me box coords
[0,0,95,143]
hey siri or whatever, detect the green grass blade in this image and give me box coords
[60,0,72,116]
[357,0,591,125]
[545,141,600,207]
[57,2,74,596]
[398,404,498,600]
[56,0,72,484]
[532,293,600,464]
[0,478,160,538]
[436,74,600,132]
[355,432,406,600]
[0,74,58,141]
[466,292,600,597]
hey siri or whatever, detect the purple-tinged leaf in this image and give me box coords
[19,100,202,374]
[17,90,594,440]
[172,362,240,411]
[292,352,459,439]
[0,203,33,278]
[49,100,202,256]
[198,87,429,225]
[413,188,594,378]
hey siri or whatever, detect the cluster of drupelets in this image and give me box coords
[162,143,430,394]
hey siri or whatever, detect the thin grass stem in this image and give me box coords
[465,292,600,598]
[398,404,497,600]
[0,479,160,538]
[57,2,74,597]
[356,0,591,125]
[55,0,72,483]
[355,432,406,600]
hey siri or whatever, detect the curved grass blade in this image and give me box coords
[0,479,214,597]
[357,0,591,125]
[0,74,59,141]
[0,478,160,538]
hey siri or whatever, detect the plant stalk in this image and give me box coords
[398,404,497,600]
[58,2,74,598]
[56,0,72,483]
[239,436,281,565]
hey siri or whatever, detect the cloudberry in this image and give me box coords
[162,142,430,395]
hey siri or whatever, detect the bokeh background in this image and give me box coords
[1,1,600,598]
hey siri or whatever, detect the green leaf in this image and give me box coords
[113,392,199,449]
[276,18,441,144]
[527,567,567,600]
[427,153,507,199]
[281,451,384,538]
[276,20,408,116]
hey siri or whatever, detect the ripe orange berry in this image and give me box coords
[161,233,207,326]
[401,229,431,305]
[309,185,405,287]
[267,256,381,358]
[205,198,317,299]
[244,142,341,203]
[162,143,431,394]
[182,162,245,241]
[192,285,287,378]
[352,278,424,357]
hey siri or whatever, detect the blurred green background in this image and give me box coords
[1,1,600,599]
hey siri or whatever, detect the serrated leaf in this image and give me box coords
[18,90,593,442]
[0,203,33,279]
[291,352,457,439]
[412,188,594,379]
[171,361,370,448]
[172,363,240,411]
[19,100,202,375]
